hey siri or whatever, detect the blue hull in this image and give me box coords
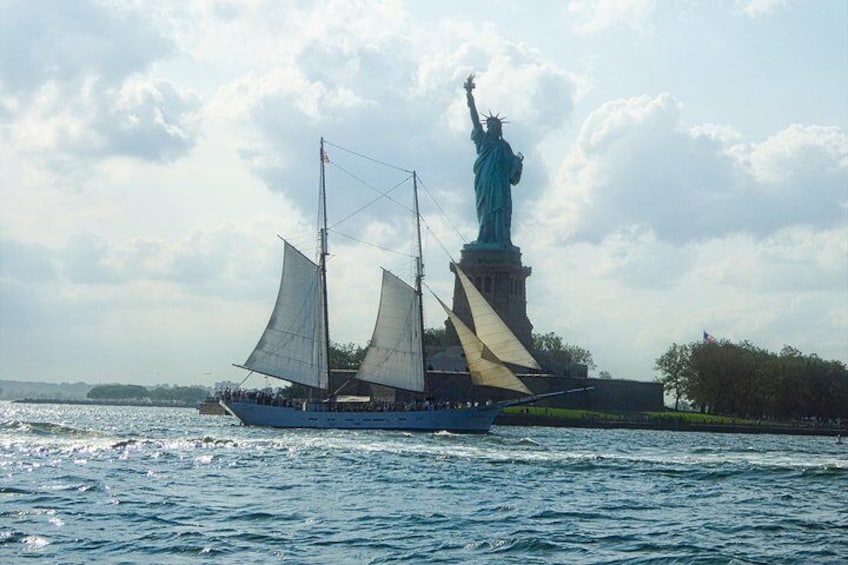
[221,401,499,433]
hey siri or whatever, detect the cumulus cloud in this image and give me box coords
[520,90,846,377]
[0,239,56,283]
[526,94,848,246]
[54,222,290,294]
[94,79,202,162]
[1,1,200,166]
[0,0,173,99]
[736,0,792,18]
[9,77,202,166]
[215,14,580,243]
[62,232,124,284]
[568,0,656,36]
[740,124,848,185]
[1,0,844,384]
[524,220,847,380]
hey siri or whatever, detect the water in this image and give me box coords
[1,402,846,564]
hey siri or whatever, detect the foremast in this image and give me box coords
[319,137,332,398]
[412,171,428,394]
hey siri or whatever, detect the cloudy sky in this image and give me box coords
[1,0,846,388]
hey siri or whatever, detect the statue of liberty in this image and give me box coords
[464,74,523,248]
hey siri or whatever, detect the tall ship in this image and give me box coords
[219,139,571,433]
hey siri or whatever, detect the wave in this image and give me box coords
[0,531,50,548]
[87,430,844,480]
[464,535,564,554]
[0,419,99,438]
[0,486,36,495]
[485,433,548,449]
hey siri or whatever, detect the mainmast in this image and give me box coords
[319,137,332,396]
[412,171,428,388]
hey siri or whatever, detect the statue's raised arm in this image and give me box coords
[464,74,481,132]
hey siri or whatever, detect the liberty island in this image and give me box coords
[218,76,664,432]
[218,122,581,432]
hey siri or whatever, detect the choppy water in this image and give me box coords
[1,402,846,564]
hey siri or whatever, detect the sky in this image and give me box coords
[1,0,846,388]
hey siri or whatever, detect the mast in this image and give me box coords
[319,137,332,396]
[412,171,428,388]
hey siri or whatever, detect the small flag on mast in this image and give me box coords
[703,331,716,343]
[321,150,329,164]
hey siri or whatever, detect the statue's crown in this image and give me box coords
[484,111,508,125]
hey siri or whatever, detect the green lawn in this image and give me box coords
[642,411,759,425]
[503,406,761,426]
[502,406,609,419]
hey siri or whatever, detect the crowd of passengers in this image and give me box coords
[219,388,493,412]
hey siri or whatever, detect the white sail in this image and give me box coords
[355,269,426,392]
[436,296,532,395]
[242,241,328,390]
[454,265,541,370]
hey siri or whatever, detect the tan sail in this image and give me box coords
[436,296,532,395]
[453,265,541,370]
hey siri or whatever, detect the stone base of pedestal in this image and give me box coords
[444,243,533,347]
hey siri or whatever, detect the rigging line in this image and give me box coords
[414,174,470,247]
[329,170,415,229]
[419,218,458,265]
[324,139,414,174]
[276,233,318,258]
[237,371,254,390]
[421,280,436,295]
[409,176,463,265]
[330,229,417,258]
[329,158,411,200]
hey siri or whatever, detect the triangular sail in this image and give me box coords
[454,265,541,370]
[242,241,328,390]
[436,295,532,395]
[355,269,426,393]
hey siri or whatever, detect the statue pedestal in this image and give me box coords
[444,244,534,347]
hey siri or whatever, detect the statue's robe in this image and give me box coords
[471,126,522,247]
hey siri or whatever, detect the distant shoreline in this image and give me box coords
[496,413,846,437]
[12,398,199,409]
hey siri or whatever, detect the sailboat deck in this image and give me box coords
[220,395,500,433]
[220,389,495,413]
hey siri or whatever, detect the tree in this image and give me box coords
[423,327,449,348]
[532,331,595,370]
[87,384,149,400]
[687,340,743,415]
[278,382,311,399]
[149,385,209,403]
[329,342,366,369]
[674,338,847,421]
[654,343,693,410]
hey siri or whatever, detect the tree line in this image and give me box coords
[331,329,596,370]
[655,340,847,421]
[87,384,210,403]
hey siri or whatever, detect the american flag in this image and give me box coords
[703,331,717,343]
